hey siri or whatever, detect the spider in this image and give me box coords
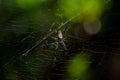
[48,30,67,53]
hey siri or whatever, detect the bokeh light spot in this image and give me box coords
[84,20,101,35]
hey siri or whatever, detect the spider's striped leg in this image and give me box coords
[53,41,59,62]
[55,41,59,50]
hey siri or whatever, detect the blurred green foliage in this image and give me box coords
[59,0,111,22]
[67,53,90,79]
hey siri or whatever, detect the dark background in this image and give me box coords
[0,0,120,80]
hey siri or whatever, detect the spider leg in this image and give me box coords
[55,42,59,50]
